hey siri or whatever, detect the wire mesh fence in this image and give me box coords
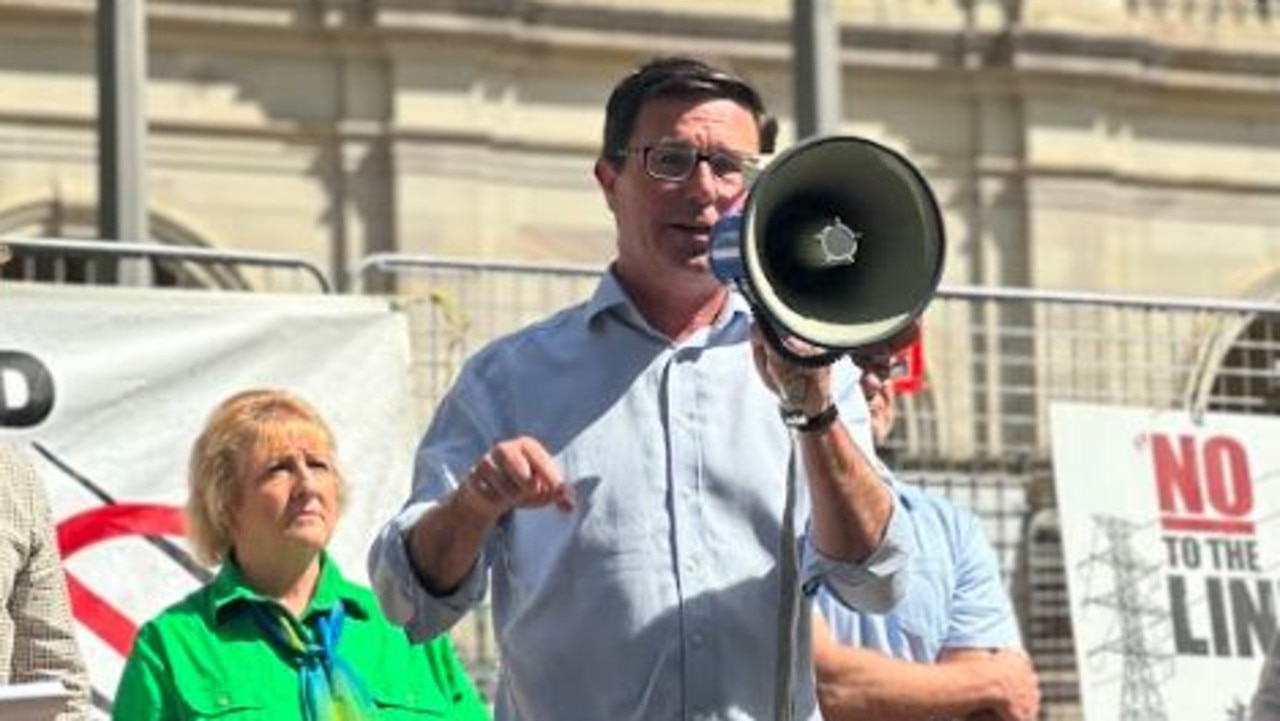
[367,256,1280,719]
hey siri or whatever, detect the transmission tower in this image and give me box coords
[1078,514,1173,721]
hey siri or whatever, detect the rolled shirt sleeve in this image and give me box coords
[802,484,915,615]
[367,500,489,643]
[800,382,916,616]
[369,358,502,643]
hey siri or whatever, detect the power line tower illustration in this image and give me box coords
[1078,514,1173,721]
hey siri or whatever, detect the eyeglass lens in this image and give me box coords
[645,145,748,182]
[862,356,910,382]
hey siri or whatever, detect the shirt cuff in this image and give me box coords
[802,487,914,615]
[367,500,488,643]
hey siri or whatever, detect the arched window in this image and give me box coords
[0,200,248,290]
[1206,314,1280,416]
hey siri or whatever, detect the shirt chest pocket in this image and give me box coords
[368,680,451,718]
[180,683,266,718]
[178,681,452,720]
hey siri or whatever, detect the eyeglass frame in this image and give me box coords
[858,355,911,384]
[613,143,760,184]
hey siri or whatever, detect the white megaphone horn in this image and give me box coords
[710,134,946,365]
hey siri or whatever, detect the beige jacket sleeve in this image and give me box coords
[0,442,92,719]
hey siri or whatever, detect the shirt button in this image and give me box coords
[691,631,706,647]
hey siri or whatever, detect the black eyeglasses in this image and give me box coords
[860,355,910,383]
[619,144,758,183]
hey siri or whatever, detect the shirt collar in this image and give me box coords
[582,268,631,324]
[209,551,373,625]
[584,267,754,334]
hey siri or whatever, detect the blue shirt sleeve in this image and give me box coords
[367,499,490,643]
[941,506,1021,649]
[800,361,915,615]
[369,369,497,642]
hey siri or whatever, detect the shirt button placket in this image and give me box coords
[673,346,713,719]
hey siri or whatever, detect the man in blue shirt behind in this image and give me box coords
[369,55,917,721]
[813,352,1040,721]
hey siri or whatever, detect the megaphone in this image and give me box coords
[711,134,945,364]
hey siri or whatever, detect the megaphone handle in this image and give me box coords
[752,308,844,369]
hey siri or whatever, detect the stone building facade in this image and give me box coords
[1,0,1276,297]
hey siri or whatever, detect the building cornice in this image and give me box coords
[1005,28,1280,97]
[2,1,1276,98]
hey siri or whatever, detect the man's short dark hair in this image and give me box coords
[600,55,778,169]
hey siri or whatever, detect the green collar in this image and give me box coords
[207,552,372,625]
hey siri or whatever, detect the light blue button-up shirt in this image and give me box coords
[370,273,915,721]
[816,483,1020,662]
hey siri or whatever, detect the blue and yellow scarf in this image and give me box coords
[249,602,375,721]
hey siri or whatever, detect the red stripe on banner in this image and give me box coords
[56,504,189,657]
[1160,516,1255,535]
[57,503,187,557]
[64,573,139,657]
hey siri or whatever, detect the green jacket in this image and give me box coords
[112,553,490,720]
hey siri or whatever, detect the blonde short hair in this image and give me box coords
[185,388,343,566]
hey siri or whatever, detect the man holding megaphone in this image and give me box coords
[371,55,922,721]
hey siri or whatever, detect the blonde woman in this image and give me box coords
[113,389,488,721]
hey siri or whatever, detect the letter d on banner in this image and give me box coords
[0,350,55,428]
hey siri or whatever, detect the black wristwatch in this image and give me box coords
[779,403,840,433]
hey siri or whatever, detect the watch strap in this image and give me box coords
[779,403,839,433]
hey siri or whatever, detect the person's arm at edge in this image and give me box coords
[12,472,91,719]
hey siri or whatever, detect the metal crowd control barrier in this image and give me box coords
[1,236,332,293]
[354,253,601,425]
[359,254,1280,720]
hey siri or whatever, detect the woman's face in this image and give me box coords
[226,423,341,560]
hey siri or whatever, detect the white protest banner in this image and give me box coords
[1,283,416,714]
[1050,402,1280,720]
